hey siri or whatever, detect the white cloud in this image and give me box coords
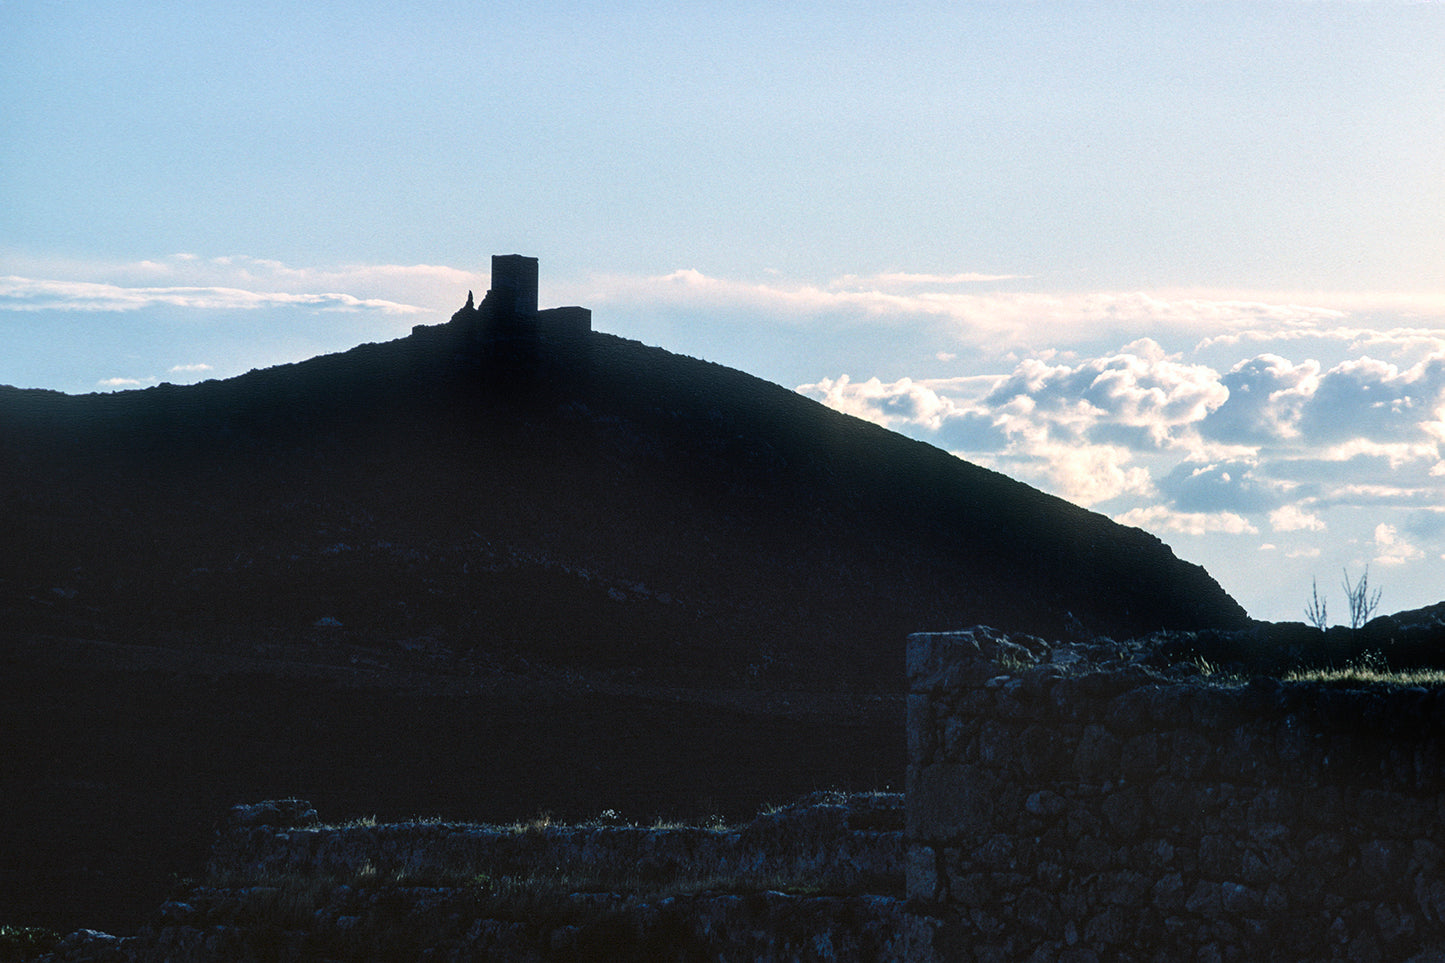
[1113,505,1259,536]
[828,271,1030,286]
[576,269,1359,350]
[800,374,970,432]
[1196,352,1445,461]
[1316,438,1441,469]
[0,276,425,314]
[168,363,214,374]
[792,280,1445,585]
[1200,354,1319,445]
[1192,291,1445,353]
[989,441,1153,507]
[97,376,154,389]
[1374,523,1425,567]
[1298,355,1445,445]
[1309,483,1441,509]
[982,342,1228,452]
[1158,459,1285,514]
[1269,505,1327,532]
[0,253,484,320]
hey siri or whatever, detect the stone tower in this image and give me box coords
[411,256,590,354]
[489,254,539,319]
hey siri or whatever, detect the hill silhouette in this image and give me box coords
[0,279,1248,933]
[0,303,1246,683]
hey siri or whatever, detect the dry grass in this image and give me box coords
[1281,659,1445,687]
[0,924,61,961]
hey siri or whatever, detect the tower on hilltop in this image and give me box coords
[413,255,591,356]
[490,254,539,318]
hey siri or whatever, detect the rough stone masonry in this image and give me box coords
[906,627,1445,963]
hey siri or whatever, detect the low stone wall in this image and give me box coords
[209,791,900,896]
[39,792,905,962]
[907,627,1445,962]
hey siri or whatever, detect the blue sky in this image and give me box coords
[3,1,1444,623]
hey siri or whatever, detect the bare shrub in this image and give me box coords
[1341,566,1382,631]
[1304,577,1328,631]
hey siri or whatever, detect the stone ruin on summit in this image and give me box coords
[413,255,591,356]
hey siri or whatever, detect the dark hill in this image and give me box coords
[0,316,1245,686]
[0,306,1247,934]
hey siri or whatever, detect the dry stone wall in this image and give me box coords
[38,792,905,963]
[907,627,1445,963]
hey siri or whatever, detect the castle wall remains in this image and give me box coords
[907,628,1445,962]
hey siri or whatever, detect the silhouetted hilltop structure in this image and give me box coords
[410,254,590,363]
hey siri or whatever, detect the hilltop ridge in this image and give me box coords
[0,258,1246,687]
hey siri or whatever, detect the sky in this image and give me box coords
[3,1,1444,624]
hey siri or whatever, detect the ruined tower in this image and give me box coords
[489,254,539,319]
[411,255,591,356]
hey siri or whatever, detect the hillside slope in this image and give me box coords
[0,316,1246,689]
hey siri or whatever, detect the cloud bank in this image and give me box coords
[800,341,1445,513]
[576,269,1363,351]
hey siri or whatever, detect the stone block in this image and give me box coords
[941,713,972,761]
[1101,787,1145,839]
[901,912,940,963]
[1167,729,1214,780]
[906,693,934,754]
[1104,687,1155,734]
[1359,838,1407,887]
[1020,723,1074,779]
[1374,902,1417,944]
[906,844,941,902]
[1239,843,1293,886]
[1026,789,1067,818]
[1015,887,1063,933]
[955,874,998,912]
[1220,880,1261,914]
[1198,834,1237,879]
[1121,732,1166,780]
[1152,872,1186,912]
[1073,724,1122,781]
[1413,839,1444,875]
[1035,859,1068,891]
[975,718,1016,767]
[977,833,1016,871]
[1184,880,1223,917]
[1084,906,1131,946]
[909,763,992,839]
[1098,870,1150,906]
[1146,777,1195,826]
[1358,789,1430,838]
[907,631,985,690]
[1073,835,1114,873]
